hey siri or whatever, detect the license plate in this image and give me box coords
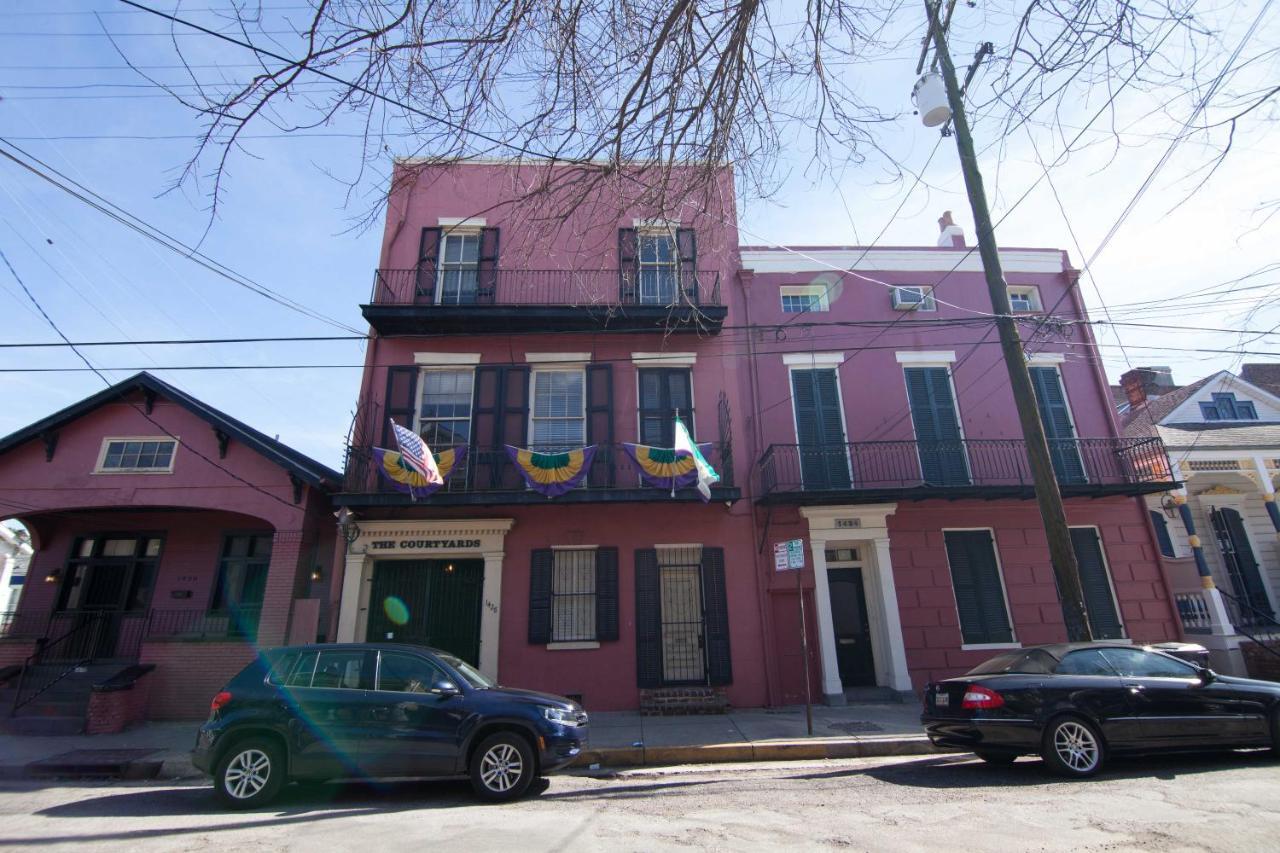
[934,688,949,708]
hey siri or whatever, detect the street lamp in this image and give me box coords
[336,508,361,549]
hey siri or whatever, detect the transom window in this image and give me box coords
[531,369,585,450]
[438,232,480,304]
[1007,286,1042,312]
[57,535,163,613]
[638,232,678,305]
[551,549,597,642]
[97,438,176,473]
[418,369,474,447]
[781,285,831,314]
[1200,392,1257,421]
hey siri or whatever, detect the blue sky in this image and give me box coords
[1,1,1276,469]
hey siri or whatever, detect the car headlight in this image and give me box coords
[541,706,583,727]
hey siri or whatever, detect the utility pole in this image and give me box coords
[921,0,1093,641]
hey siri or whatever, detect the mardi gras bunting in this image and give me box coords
[374,445,467,499]
[620,442,713,491]
[505,445,595,498]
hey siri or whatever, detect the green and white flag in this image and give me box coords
[673,415,720,501]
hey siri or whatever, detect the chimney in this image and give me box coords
[937,210,965,248]
[1119,366,1174,408]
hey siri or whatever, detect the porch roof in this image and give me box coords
[0,372,342,489]
[1158,421,1280,451]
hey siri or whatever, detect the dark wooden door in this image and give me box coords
[828,568,876,687]
[366,560,485,665]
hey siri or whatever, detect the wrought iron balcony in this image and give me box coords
[361,267,725,334]
[337,441,738,506]
[755,437,1175,505]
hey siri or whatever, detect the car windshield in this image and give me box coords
[438,653,494,689]
[966,649,1057,675]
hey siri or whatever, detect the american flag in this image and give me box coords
[390,420,443,485]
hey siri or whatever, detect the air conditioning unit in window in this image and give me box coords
[891,287,929,310]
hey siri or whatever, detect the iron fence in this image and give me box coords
[757,437,1173,496]
[370,267,721,308]
[146,607,263,641]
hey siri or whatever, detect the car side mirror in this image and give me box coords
[1197,667,1216,684]
[430,680,460,697]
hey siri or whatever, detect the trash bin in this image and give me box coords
[1148,641,1210,668]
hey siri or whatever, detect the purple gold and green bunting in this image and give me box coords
[505,445,595,497]
[620,442,712,491]
[373,445,467,498]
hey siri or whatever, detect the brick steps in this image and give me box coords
[639,687,729,716]
[0,663,132,735]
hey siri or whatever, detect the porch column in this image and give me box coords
[258,529,304,646]
[1252,456,1280,534]
[335,550,367,643]
[1169,462,1234,633]
[808,537,845,704]
[871,537,912,693]
[478,550,504,681]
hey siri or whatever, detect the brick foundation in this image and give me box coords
[1240,641,1280,683]
[86,676,154,735]
[140,640,257,720]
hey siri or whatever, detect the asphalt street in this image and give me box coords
[0,751,1277,852]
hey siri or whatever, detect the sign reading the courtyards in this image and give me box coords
[368,538,482,551]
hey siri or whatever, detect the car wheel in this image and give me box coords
[1041,716,1104,778]
[974,749,1018,765]
[469,732,536,803]
[215,737,286,809]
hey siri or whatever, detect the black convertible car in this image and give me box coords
[921,643,1280,777]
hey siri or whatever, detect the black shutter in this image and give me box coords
[477,227,500,304]
[943,530,1013,644]
[415,227,442,303]
[1068,528,1124,640]
[1149,510,1176,558]
[791,368,849,489]
[635,548,662,688]
[676,227,698,304]
[701,547,733,686]
[638,368,694,447]
[905,366,969,486]
[382,366,419,446]
[528,549,553,644]
[472,366,529,489]
[586,364,614,486]
[595,547,619,642]
[1213,507,1274,616]
[618,227,639,303]
[1030,366,1085,484]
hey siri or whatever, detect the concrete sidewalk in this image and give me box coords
[0,703,936,780]
[576,702,936,768]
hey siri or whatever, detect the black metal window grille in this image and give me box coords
[657,546,707,683]
[551,549,597,642]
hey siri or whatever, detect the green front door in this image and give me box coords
[366,560,484,665]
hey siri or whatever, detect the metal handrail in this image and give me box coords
[1216,588,1280,661]
[10,613,105,716]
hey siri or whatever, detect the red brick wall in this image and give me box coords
[0,641,36,668]
[140,641,257,720]
[891,496,1179,692]
[86,676,153,735]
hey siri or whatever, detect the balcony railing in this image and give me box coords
[0,607,263,658]
[341,440,735,503]
[756,437,1174,501]
[370,267,722,308]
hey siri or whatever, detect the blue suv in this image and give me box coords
[192,643,588,808]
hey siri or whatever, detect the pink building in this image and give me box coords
[334,161,765,712]
[741,230,1182,703]
[0,374,339,731]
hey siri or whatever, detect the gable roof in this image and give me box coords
[0,372,341,489]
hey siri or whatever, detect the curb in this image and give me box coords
[572,735,938,769]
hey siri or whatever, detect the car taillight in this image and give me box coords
[210,691,233,713]
[960,684,1004,710]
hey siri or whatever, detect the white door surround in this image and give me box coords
[335,518,515,681]
[799,504,911,703]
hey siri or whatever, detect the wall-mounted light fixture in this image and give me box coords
[310,567,324,582]
[1160,495,1180,519]
[335,507,361,548]
[44,569,60,584]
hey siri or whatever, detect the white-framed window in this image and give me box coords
[416,368,474,447]
[1007,285,1042,312]
[780,284,831,314]
[437,231,481,304]
[638,231,678,305]
[890,286,936,311]
[531,369,586,450]
[94,438,177,473]
[551,548,597,642]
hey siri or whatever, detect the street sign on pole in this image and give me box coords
[774,539,813,735]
